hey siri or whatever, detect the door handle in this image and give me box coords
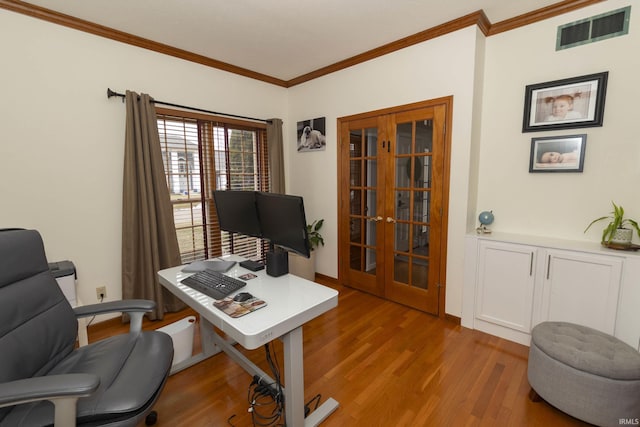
[546,255,551,279]
[386,217,397,223]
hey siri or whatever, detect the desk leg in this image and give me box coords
[282,327,339,427]
[283,327,305,426]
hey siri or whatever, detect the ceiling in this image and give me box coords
[20,0,577,82]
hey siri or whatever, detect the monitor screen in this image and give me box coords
[255,192,310,258]
[211,190,262,238]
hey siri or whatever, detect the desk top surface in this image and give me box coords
[157,255,338,349]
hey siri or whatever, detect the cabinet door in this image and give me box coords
[539,249,623,334]
[475,241,536,332]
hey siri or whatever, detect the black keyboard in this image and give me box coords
[180,269,246,300]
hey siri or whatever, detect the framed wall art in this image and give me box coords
[522,72,608,132]
[296,117,326,152]
[529,134,587,173]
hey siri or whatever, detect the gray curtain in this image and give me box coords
[267,118,285,194]
[122,91,186,320]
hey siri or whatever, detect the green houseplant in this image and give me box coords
[307,219,325,251]
[289,219,324,281]
[584,201,640,247]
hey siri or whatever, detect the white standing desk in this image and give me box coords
[157,256,339,427]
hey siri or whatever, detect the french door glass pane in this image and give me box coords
[396,122,412,154]
[350,218,362,243]
[364,247,377,275]
[350,160,361,186]
[365,128,378,156]
[366,189,377,217]
[350,190,362,215]
[416,120,433,153]
[366,158,377,187]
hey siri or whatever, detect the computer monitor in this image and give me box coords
[255,192,310,259]
[211,190,262,238]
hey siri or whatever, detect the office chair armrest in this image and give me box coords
[0,373,99,407]
[74,299,156,334]
[0,374,99,427]
[73,299,156,317]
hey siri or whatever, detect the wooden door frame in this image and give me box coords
[337,96,453,319]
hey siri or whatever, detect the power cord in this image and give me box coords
[245,343,284,426]
[304,394,322,417]
[244,345,323,424]
[85,293,104,328]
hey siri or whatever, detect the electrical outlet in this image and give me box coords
[96,286,107,301]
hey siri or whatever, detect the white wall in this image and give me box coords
[287,26,483,316]
[0,10,287,309]
[1,0,636,320]
[287,0,639,317]
[477,0,639,242]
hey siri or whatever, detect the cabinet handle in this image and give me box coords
[530,252,534,276]
[382,141,386,148]
[387,141,391,153]
[368,216,383,222]
[546,255,551,279]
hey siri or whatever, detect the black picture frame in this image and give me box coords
[522,72,608,132]
[529,134,587,173]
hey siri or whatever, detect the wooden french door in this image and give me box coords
[338,99,450,315]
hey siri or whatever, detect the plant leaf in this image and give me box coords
[584,216,610,233]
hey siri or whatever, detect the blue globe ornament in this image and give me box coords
[478,211,494,226]
[477,211,494,234]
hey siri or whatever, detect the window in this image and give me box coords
[156,108,270,263]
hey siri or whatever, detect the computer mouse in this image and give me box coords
[233,292,253,302]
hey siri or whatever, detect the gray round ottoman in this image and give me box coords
[528,321,640,427]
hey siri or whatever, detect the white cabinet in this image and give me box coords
[462,233,635,347]
[475,241,536,333]
[538,249,622,335]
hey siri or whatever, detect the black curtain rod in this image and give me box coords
[106,88,271,123]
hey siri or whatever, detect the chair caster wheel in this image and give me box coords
[145,411,158,425]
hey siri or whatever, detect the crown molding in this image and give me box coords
[287,10,491,87]
[0,0,605,88]
[488,0,605,36]
[0,0,288,87]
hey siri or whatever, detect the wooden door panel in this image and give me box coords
[338,99,451,316]
[384,105,445,314]
[339,118,385,296]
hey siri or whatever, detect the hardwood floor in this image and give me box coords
[88,280,590,427]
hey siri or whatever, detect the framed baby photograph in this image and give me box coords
[529,134,587,173]
[522,72,608,132]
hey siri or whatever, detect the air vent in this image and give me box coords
[556,6,631,50]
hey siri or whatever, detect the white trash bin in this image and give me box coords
[49,261,89,347]
[157,316,196,366]
[49,261,77,306]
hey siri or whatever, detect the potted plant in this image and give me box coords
[289,219,324,281]
[307,219,325,251]
[584,201,640,248]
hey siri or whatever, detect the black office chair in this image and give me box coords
[0,229,174,426]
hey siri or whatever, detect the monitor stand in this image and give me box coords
[266,248,288,277]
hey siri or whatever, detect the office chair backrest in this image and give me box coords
[0,229,78,406]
